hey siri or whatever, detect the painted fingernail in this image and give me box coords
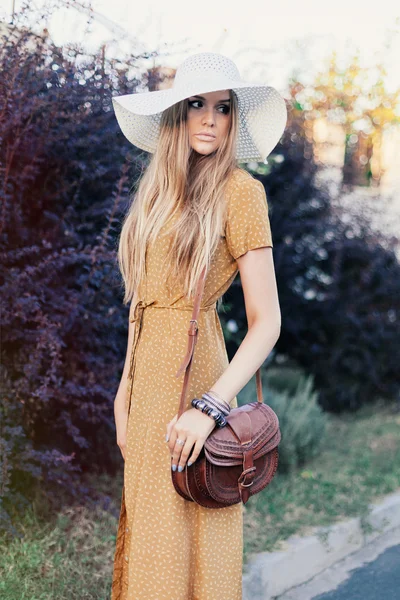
[171,464,177,471]
[165,434,169,442]
[177,465,183,472]
[188,461,192,467]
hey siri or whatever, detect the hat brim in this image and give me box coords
[112,79,287,162]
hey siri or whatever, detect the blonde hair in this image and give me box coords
[118,89,239,306]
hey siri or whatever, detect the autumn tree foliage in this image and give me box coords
[288,49,400,186]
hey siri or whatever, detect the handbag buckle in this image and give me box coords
[238,466,256,488]
[241,480,254,488]
[189,319,198,333]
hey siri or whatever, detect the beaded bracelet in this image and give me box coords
[191,398,227,427]
[192,398,227,427]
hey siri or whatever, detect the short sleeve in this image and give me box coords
[225,176,273,260]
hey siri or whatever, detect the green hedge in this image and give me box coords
[239,368,328,473]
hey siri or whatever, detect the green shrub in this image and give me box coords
[239,370,328,473]
[264,364,306,396]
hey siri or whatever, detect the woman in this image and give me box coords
[111,52,286,600]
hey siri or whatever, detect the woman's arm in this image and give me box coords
[114,291,138,459]
[165,245,280,471]
[209,245,281,404]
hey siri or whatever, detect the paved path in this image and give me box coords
[277,527,400,600]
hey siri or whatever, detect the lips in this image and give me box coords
[195,133,216,141]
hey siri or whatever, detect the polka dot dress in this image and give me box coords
[111,167,273,600]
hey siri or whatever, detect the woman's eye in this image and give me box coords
[188,100,229,114]
[218,105,230,114]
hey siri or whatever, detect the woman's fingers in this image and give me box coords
[173,435,196,471]
[118,442,126,460]
[117,432,126,459]
[166,410,212,470]
[186,437,204,467]
[169,427,186,468]
[165,414,178,446]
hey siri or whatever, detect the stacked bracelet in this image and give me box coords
[191,398,227,427]
[202,391,231,417]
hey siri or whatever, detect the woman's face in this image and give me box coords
[186,90,231,155]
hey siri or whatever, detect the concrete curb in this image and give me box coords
[242,489,400,600]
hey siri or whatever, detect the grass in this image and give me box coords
[0,496,118,600]
[1,401,399,598]
[242,402,400,562]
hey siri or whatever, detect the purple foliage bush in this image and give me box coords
[266,157,400,411]
[0,10,152,534]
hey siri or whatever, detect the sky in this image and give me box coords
[2,0,400,94]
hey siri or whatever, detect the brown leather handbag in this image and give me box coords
[171,265,281,508]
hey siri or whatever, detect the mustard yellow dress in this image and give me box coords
[111,167,273,600]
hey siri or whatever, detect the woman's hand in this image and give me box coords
[166,407,216,472]
[114,396,128,460]
[116,421,128,460]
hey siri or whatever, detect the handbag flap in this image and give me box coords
[204,402,280,466]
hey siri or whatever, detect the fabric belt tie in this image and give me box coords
[127,298,217,386]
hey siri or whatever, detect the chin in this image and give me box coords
[192,143,218,156]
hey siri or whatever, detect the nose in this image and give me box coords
[202,107,215,127]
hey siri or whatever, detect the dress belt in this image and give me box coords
[127,298,217,384]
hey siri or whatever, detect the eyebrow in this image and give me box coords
[190,95,231,103]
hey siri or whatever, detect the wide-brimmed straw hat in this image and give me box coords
[111,52,287,163]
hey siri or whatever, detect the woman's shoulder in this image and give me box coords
[224,168,273,257]
[226,167,261,196]
[228,166,253,186]
[225,167,265,206]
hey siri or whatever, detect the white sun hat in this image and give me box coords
[111,52,287,163]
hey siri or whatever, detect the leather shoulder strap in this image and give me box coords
[175,265,264,418]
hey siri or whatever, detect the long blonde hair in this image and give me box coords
[118,89,239,305]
